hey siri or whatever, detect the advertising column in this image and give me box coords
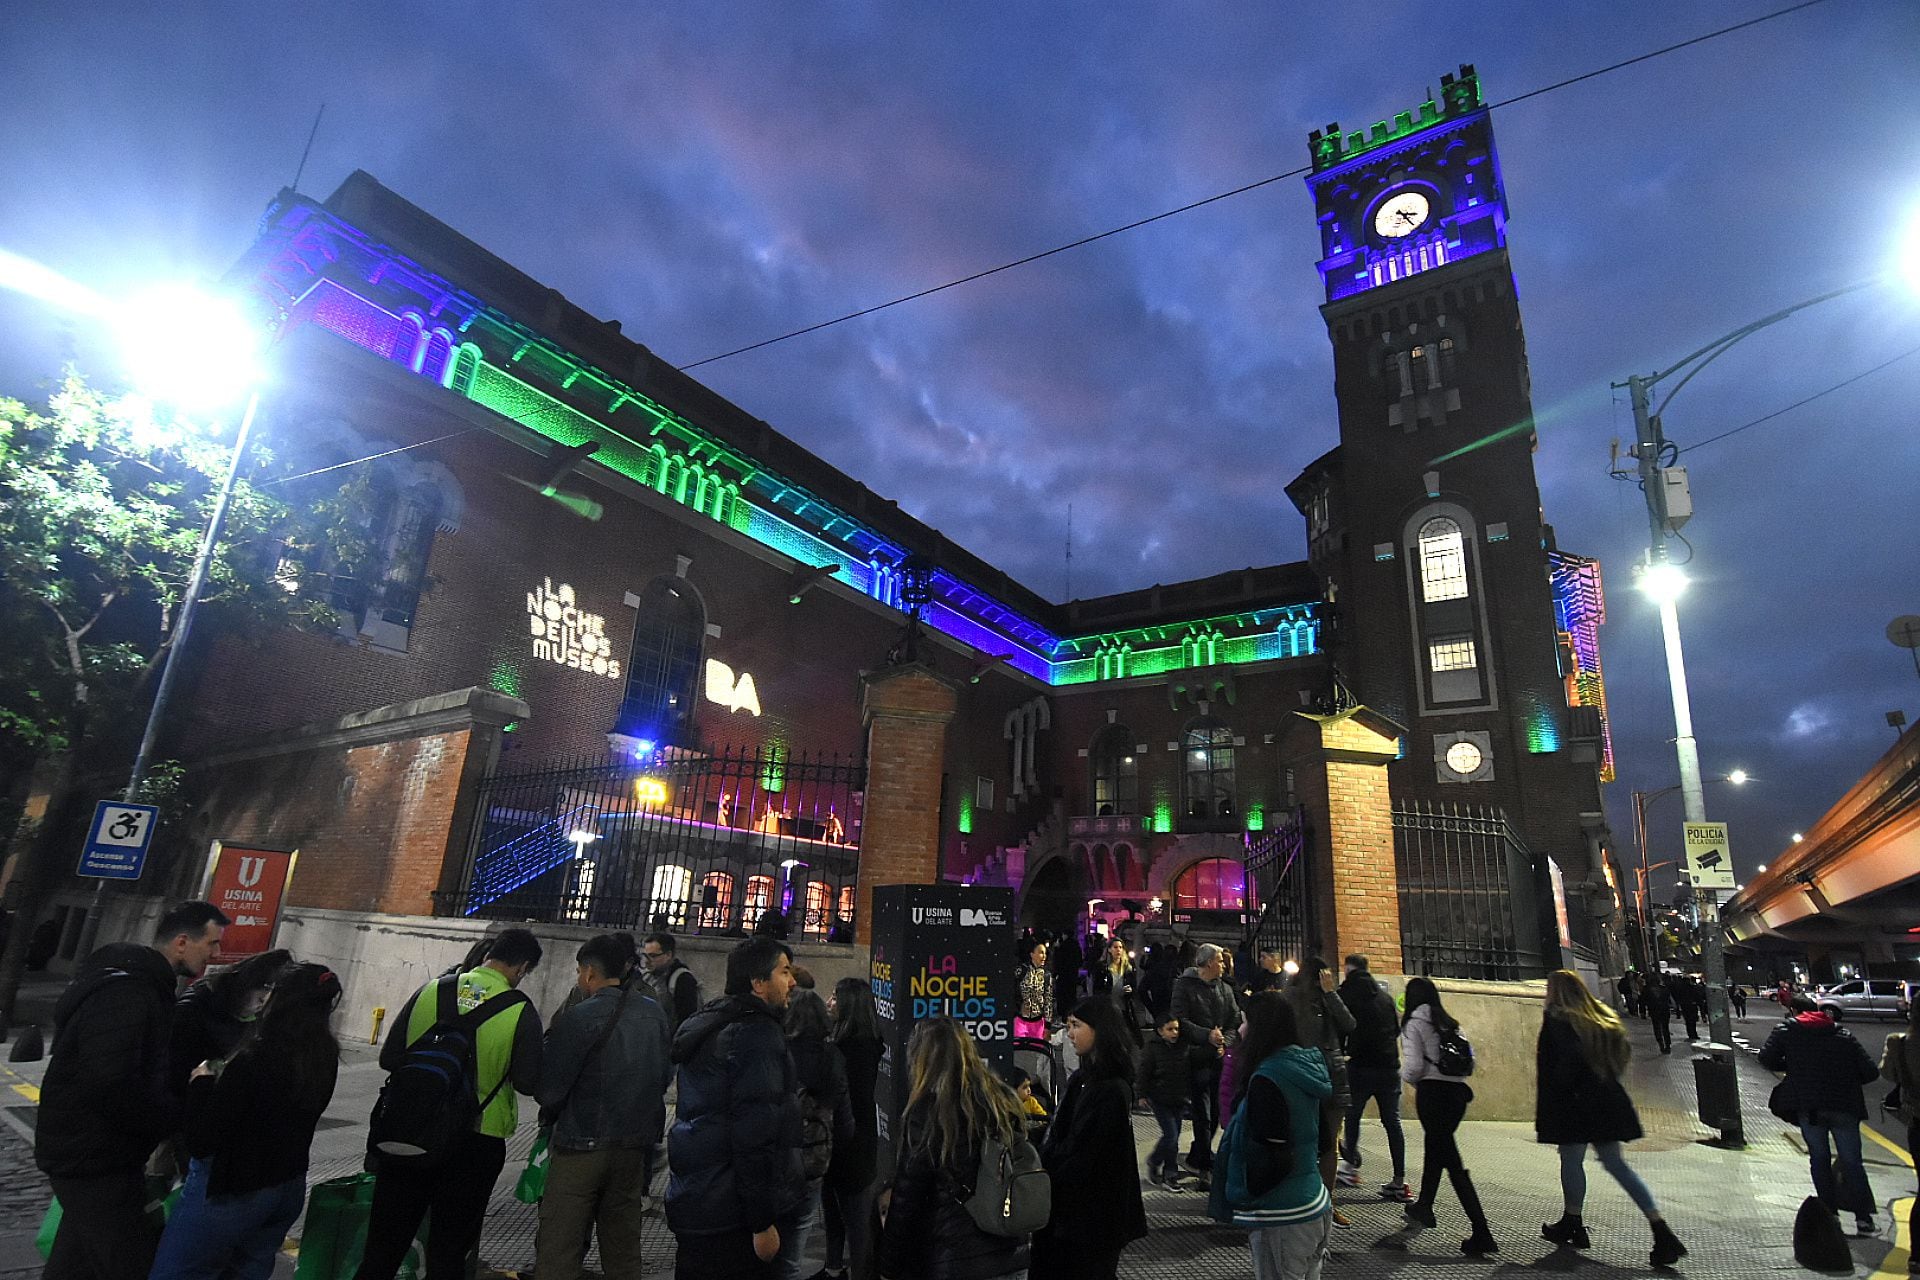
[870,884,1015,1178]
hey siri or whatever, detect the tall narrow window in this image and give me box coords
[419,329,455,385]
[698,872,734,931]
[1429,635,1478,671]
[649,864,693,928]
[1090,724,1138,816]
[617,578,705,746]
[369,483,443,628]
[803,881,831,936]
[1418,517,1468,602]
[1182,718,1236,821]
[744,875,775,925]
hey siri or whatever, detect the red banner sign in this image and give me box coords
[205,845,296,962]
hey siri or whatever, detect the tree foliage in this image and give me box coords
[0,372,358,773]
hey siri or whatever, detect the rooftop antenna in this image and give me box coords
[290,103,326,194]
[1064,503,1073,601]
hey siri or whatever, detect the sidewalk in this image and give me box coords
[1,1009,1911,1278]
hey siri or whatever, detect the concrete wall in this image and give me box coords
[273,907,869,1046]
[1374,973,1548,1123]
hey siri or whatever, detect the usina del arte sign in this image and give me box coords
[527,579,621,680]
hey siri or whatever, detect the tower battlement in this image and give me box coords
[1308,64,1483,173]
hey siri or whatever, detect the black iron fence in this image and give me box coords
[438,745,864,938]
[1393,800,1546,981]
[1241,809,1318,964]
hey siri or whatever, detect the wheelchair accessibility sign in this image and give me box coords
[78,801,160,880]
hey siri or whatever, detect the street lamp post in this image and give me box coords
[1614,273,1901,1143]
[71,288,265,960]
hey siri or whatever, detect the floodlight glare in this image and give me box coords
[1727,769,1749,785]
[117,284,261,407]
[1901,207,1920,296]
[1637,562,1690,604]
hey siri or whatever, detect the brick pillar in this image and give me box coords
[856,663,961,945]
[1280,705,1405,970]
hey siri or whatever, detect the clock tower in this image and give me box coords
[1287,66,1619,962]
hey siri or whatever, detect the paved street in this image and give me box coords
[2,981,1914,1280]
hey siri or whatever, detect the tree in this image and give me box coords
[0,372,361,1021]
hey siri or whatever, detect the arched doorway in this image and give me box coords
[1021,854,1087,936]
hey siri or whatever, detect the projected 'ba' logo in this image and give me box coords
[704,660,762,717]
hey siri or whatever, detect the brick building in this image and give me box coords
[30,67,1623,980]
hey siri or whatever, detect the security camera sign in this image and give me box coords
[1683,822,1736,890]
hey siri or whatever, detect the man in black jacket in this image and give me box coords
[666,936,806,1278]
[1761,996,1883,1236]
[36,900,227,1280]
[535,933,672,1280]
[1170,943,1239,1178]
[1335,954,1410,1201]
[641,931,702,1033]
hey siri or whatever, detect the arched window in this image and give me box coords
[1183,718,1236,821]
[617,578,705,746]
[1417,517,1468,602]
[838,884,856,924]
[649,864,693,928]
[1173,858,1247,912]
[392,314,424,368]
[1090,724,1138,816]
[369,482,443,628]
[448,343,482,395]
[644,445,669,492]
[698,872,734,931]
[803,882,831,936]
[419,328,455,385]
[744,874,776,925]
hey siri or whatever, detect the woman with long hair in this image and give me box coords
[818,978,884,1280]
[782,988,852,1280]
[168,948,291,1098]
[151,962,343,1280]
[1015,937,1056,1041]
[1208,992,1332,1280]
[1031,997,1147,1280]
[1087,936,1142,1042]
[1537,969,1684,1266]
[875,1018,1031,1280]
[1399,977,1495,1255]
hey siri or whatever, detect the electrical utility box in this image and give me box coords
[1659,467,1693,531]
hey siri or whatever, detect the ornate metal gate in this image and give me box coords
[1393,799,1546,980]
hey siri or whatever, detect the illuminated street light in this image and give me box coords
[1901,207,1920,296]
[1636,562,1690,604]
[1758,864,1768,873]
[1727,769,1749,786]
[117,284,262,408]
[1792,833,1804,844]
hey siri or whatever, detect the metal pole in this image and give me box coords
[1626,372,1742,1145]
[74,390,261,958]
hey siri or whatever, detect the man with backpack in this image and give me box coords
[641,931,702,1032]
[356,927,545,1280]
[666,936,807,1279]
[1336,954,1411,1203]
[37,900,227,1280]
[535,933,672,1280]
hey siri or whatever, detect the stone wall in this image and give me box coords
[1373,973,1548,1123]
[272,907,869,1047]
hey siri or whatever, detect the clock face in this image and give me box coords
[1374,190,1431,239]
[1445,739,1483,776]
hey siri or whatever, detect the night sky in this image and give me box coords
[3,2,1916,891]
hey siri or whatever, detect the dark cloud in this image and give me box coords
[2,0,1917,874]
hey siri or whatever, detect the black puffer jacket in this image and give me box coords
[829,1035,883,1191]
[1534,1012,1642,1144]
[790,1031,854,1178]
[1171,968,1239,1054]
[1759,1011,1880,1120]
[666,995,808,1236]
[36,944,179,1178]
[876,1117,1030,1280]
[1136,1036,1190,1109]
[1338,972,1400,1072]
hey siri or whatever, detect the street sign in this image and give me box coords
[77,801,160,880]
[201,843,297,963]
[1683,821,1736,890]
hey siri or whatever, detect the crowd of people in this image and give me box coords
[35,900,1792,1280]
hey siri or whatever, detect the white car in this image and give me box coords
[1813,979,1911,1021]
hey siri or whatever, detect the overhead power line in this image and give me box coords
[676,0,1834,372]
[1682,344,1920,453]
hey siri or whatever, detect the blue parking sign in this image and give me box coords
[78,801,159,880]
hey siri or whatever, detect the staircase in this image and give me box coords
[464,802,599,911]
